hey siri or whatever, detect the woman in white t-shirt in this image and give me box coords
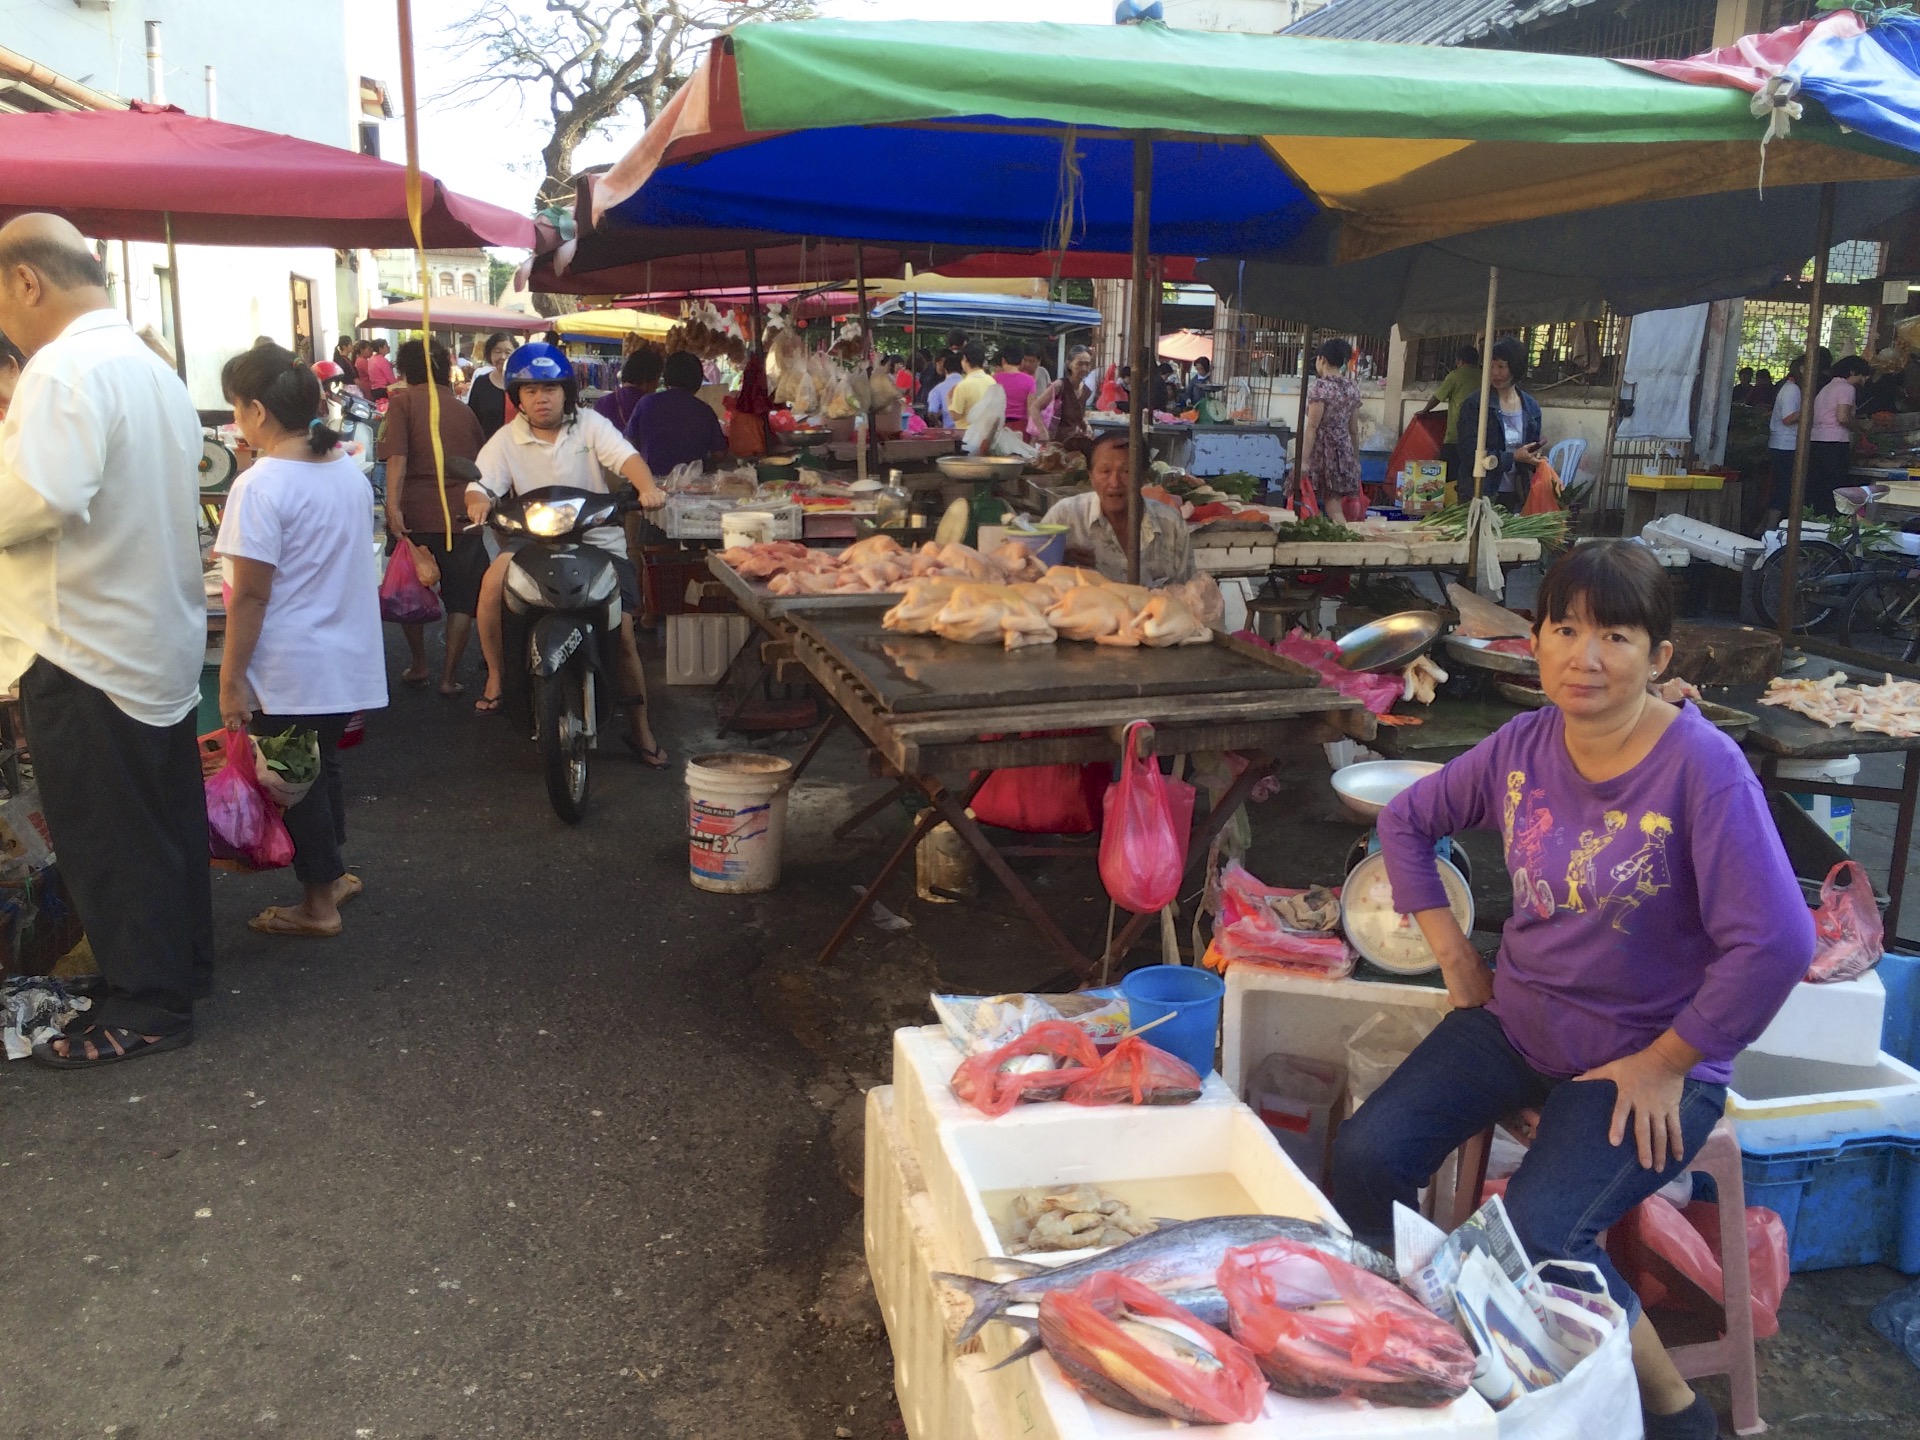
[215,345,387,938]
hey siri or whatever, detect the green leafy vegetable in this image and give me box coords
[255,727,320,786]
[1273,515,1363,542]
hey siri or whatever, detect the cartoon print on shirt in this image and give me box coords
[1502,769,1527,848]
[1504,772,1558,919]
[1563,810,1628,913]
[1598,812,1675,931]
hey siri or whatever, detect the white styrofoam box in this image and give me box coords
[1221,966,1453,1105]
[664,612,751,685]
[1749,972,1887,1067]
[867,1085,1001,1440]
[1640,514,1762,571]
[1728,1049,1920,1152]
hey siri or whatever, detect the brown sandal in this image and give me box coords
[248,905,342,938]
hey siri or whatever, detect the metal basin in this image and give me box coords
[935,454,1027,482]
[1331,760,1443,822]
[1334,610,1445,673]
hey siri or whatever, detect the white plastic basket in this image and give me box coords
[663,495,801,541]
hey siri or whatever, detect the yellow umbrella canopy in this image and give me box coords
[553,308,678,341]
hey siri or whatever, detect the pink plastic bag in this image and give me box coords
[378,538,443,624]
[1808,860,1883,982]
[1098,721,1196,913]
[1203,862,1355,978]
[1606,1195,1790,1339]
[205,729,295,870]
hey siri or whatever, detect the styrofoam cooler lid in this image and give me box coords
[1777,754,1862,783]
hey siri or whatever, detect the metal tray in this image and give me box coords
[791,611,1314,714]
[1444,633,1539,678]
[1494,680,1758,740]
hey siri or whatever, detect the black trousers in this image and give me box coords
[251,713,349,888]
[17,658,213,1035]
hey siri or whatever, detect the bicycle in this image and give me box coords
[1839,560,1920,664]
[1753,513,1902,632]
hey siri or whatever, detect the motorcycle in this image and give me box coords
[330,390,382,482]
[491,484,643,823]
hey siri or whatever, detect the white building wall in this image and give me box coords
[5,0,357,404]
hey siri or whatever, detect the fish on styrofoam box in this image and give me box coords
[1749,971,1887,1067]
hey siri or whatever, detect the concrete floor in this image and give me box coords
[3,618,1918,1437]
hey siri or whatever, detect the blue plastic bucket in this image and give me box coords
[1120,965,1225,1078]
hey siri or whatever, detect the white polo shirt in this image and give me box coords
[0,309,205,726]
[470,409,638,558]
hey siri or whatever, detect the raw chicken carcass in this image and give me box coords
[768,568,843,597]
[933,542,1000,583]
[840,534,904,567]
[990,541,1048,584]
[1125,592,1211,647]
[1037,565,1107,598]
[1047,585,1141,645]
[932,584,1058,650]
[882,579,961,633]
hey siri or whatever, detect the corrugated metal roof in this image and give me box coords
[1282,0,1603,46]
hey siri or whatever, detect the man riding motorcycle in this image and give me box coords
[465,343,670,766]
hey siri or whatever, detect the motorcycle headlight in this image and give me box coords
[523,498,584,538]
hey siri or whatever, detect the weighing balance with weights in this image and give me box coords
[1331,760,1475,978]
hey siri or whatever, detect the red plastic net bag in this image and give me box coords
[1098,721,1196,913]
[378,537,444,624]
[205,729,294,871]
[1064,1037,1204,1107]
[1218,1238,1476,1408]
[1039,1272,1269,1425]
[1808,860,1883,982]
[950,1019,1100,1118]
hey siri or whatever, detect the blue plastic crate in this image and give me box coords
[1740,1130,1920,1274]
[1882,951,1920,1071]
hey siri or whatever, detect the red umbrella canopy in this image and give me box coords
[0,103,532,249]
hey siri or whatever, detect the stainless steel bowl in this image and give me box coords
[1331,760,1443,822]
[1334,610,1445,673]
[935,454,1027,482]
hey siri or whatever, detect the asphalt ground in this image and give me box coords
[3,615,1919,1438]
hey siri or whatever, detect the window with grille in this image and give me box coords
[1411,312,1624,387]
[1475,0,1717,61]
[1762,0,1820,31]
[1739,299,1876,373]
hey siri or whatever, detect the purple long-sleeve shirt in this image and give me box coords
[1378,703,1813,1084]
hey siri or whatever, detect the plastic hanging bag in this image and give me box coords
[205,730,295,871]
[1063,1037,1204,1107]
[1808,860,1883,981]
[1488,1262,1639,1440]
[949,1019,1100,1118]
[378,537,443,624]
[1098,721,1196,914]
[971,762,1108,835]
[1039,1272,1269,1425]
[408,539,442,588]
[1217,1237,1477,1407]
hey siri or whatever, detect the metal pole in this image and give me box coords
[1597,312,1633,525]
[1293,326,1313,475]
[1127,138,1152,585]
[1778,182,1837,639]
[144,21,164,104]
[204,64,217,119]
[118,239,133,322]
[746,245,762,352]
[162,212,186,385]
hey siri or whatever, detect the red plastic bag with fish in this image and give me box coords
[950,1020,1100,1118]
[204,730,295,871]
[1217,1238,1476,1407]
[1064,1037,1204,1107]
[1099,721,1197,913]
[1040,1272,1268,1425]
[1808,861,1883,982]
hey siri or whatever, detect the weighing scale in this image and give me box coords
[1330,760,1475,977]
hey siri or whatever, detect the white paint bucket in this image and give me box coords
[720,509,777,550]
[1779,754,1861,852]
[686,752,793,893]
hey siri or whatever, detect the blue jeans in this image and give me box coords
[1329,1006,1727,1321]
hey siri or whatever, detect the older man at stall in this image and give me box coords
[1042,432,1193,586]
[0,213,213,1067]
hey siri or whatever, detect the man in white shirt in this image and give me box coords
[0,214,212,1066]
[465,344,670,764]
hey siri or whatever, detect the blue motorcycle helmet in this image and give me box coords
[503,341,579,413]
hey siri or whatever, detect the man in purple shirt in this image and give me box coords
[1331,543,1812,1440]
[623,350,727,476]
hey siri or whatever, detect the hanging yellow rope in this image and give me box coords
[396,0,452,546]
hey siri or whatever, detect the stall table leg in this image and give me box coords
[817,773,990,968]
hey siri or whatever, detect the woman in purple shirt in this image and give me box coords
[1332,542,1812,1440]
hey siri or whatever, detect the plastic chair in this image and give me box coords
[1546,436,1588,490]
[1444,1116,1763,1435]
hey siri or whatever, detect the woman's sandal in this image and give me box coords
[32,1022,194,1069]
[623,735,670,769]
[248,905,343,938]
[473,693,502,715]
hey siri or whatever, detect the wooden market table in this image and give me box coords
[758,604,1373,977]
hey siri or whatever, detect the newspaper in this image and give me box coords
[1452,1248,1585,1399]
[1393,1195,1535,1322]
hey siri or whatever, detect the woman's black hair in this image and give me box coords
[0,330,22,370]
[1833,355,1872,380]
[622,348,664,388]
[1755,368,1774,384]
[1317,336,1353,369]
[662,350,704,391]
[483,330,514,358]
[395,338,452,387]
[1458,344,1481,365]
[222,343,338,455]
[999,338,1025,366]
[1487,335,1529,384]
[1534,541,1674,649]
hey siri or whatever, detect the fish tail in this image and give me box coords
[934,1271,1007,1343]
[984,1317,1045,1372]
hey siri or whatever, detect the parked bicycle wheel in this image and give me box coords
[1840,572,1920,664]
[1755,539,1855,631]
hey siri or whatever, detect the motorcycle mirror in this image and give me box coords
[445,457,482,481]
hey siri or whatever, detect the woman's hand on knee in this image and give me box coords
[1576,1042,1692,1170]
